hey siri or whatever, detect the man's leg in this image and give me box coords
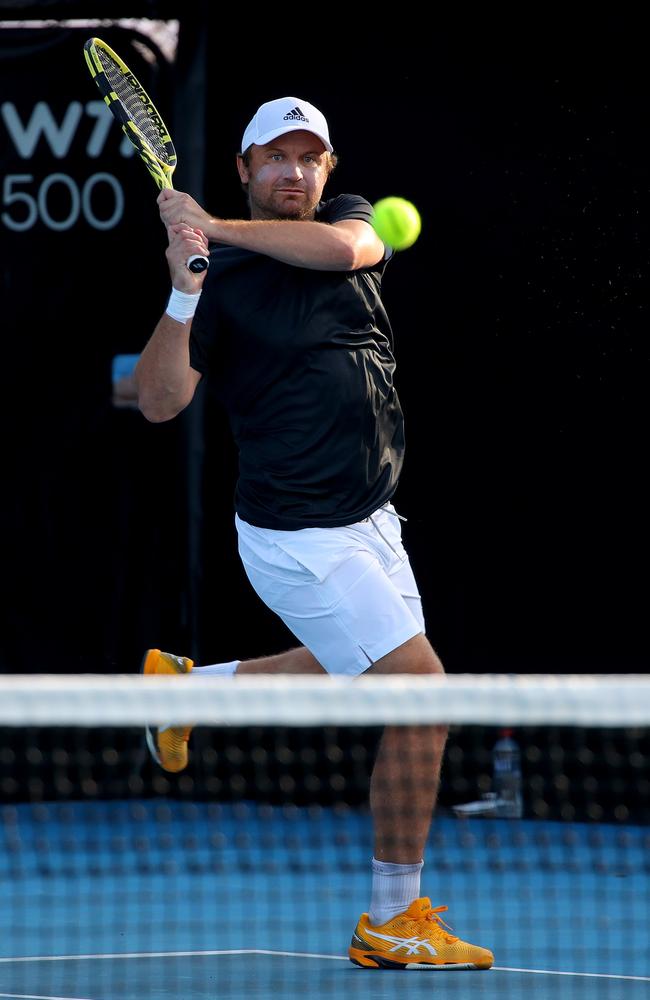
[367,633,447,863]
[348,633,493,969]
[144,619,492,963]
[235,635,445,865]
[142,645,325,770]
[226,646,325,674]
[195,634,445,870]
[147,634,441,861]
[200,508,490,966]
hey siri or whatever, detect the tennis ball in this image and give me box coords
[371,196,421,250]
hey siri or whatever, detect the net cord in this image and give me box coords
[0,674,648,726]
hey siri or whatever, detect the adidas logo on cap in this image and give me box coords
[283,106,309,123]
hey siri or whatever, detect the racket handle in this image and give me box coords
[187,254,209,273]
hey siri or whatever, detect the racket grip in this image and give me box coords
[187,254,209,273]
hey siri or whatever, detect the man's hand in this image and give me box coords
[166,224,209,291]
[158,189,213,231]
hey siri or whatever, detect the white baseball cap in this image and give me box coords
[241,97,333,154]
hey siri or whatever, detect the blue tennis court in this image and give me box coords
[1,802,647,1000]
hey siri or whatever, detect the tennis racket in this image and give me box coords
[83,36,209,274]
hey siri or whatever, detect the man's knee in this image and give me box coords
[369,632,445,676]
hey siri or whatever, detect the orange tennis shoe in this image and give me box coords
[141,648,194,773]
[349,897,494,970]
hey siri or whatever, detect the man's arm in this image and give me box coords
[135,223,207,423]
[157,190,385,271]
[203,217,384,270]
[135,313,203,422]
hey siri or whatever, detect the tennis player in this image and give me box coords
[135,97,493,971]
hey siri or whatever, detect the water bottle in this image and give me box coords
[492,729,523,818]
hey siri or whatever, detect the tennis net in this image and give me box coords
[0,673,648,999]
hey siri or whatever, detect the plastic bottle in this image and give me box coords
[492,729,523,818]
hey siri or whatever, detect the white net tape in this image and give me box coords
[0,674,648,726]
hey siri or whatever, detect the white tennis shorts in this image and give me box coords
[235,502,425,677]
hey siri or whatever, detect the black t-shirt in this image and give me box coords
[189,193,404,530]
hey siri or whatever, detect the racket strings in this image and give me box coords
[96,49,173,165]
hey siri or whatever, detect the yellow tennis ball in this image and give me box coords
[371,196,421,250]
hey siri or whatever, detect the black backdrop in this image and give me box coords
[1,9,648,676]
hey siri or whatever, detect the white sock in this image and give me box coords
[368,858,424,926]
[191,661,240,676]
[158,661,239,732]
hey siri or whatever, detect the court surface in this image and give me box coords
[0,802,647,999]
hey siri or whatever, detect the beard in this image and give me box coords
[247,182,321,221]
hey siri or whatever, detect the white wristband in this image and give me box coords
[165,287,202,323]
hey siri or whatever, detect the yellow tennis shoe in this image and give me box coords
[141,648,194,773]
[349,897,494,970]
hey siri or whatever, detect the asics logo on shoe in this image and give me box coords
[363,928,438,956]
[283,106,309,123]
[170,655,185,667]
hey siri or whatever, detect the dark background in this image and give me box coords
[1,5,648,678]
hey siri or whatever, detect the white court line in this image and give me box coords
[0,994,95,1000]
[0,950,648,982]
[494,966,650,982]
[0,949,345,965]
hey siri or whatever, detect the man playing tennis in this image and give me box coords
[135,97,493,971]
